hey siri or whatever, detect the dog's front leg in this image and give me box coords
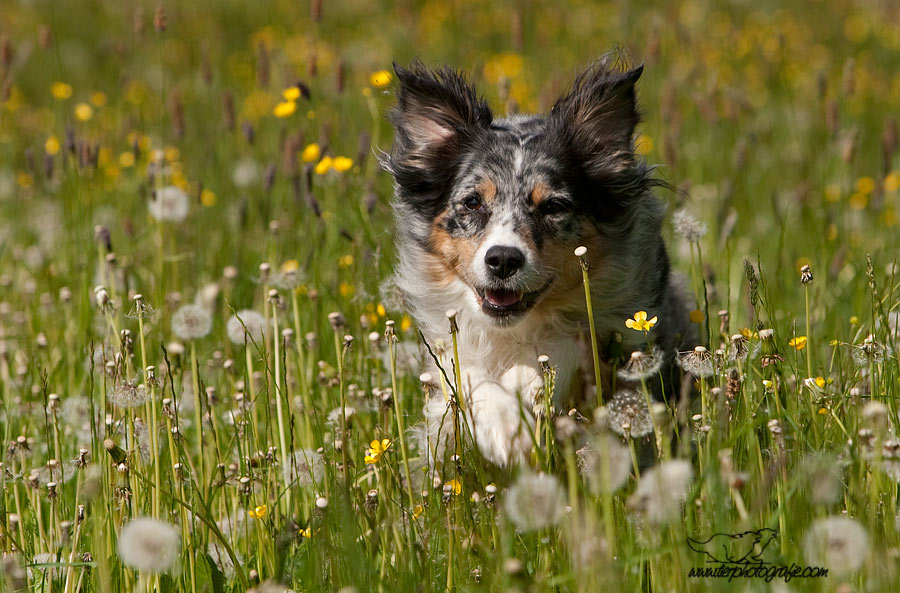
[466,378,535,467]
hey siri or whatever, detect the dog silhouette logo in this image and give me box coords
[687,528,779,565]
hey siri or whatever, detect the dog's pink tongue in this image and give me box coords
[485,289,522,307]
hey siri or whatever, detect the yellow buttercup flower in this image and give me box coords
[282,259,300,273]
[332,156,353,172]
[300,143,321,163]
[248,504,268,519]
[315,156,334,175]
[299,526,311,538]
[119,151,136,168]
[282,86,301,101]
[855,176,875,195]
[364,438,392,464]
[369,70,392,88]
[625,311,658,332]
[91,91,108,107]
[338,254,354,268]
[51,82,73,100]
[413,505,424,519]
[445,479,462,495]
[400,314,412,332]
[201,189,216,207]
[689,309,705,324]
[788,336,807,350]
[45,136,61,156]
[74,102,93,121]
[273,100,297,118]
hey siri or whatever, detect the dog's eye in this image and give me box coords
[463,196,483,211]
[540,199,572,216]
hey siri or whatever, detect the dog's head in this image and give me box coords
[385,59,660,327]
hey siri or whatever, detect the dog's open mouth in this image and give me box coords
[474,281,552,319]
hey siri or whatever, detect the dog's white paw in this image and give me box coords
[469,384,534,467]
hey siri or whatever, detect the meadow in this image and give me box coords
[2,0,900,591]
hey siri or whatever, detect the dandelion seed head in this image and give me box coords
[226,310,267,345]
[672,209,707,242]
[578,433,632,494]
[802,517,869,576]
[172,304,212,340]
[108,382,150,409]
[503,473,567,532]
[606,389,654,438]
[148,186,189,223]
[290,449,325,486]
[627,460,693,525]
[861,401,889,431]
[117,517,180,573]
[617,348,664,382]
[676,346,714,377]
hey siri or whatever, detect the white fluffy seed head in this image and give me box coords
[117,517,180,573]
[226,310,267,345]
[172,304,212,340]
[803,517,869,576]
[574,246,588,257]
[148,186,189,223]
[108,382,151,409]
[627,460,694,525]
[503,473,567,532]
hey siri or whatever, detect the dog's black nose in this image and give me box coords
[485,246,525,279]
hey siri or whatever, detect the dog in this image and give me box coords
[383,58,693,466]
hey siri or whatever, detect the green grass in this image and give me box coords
[1,0,900,591]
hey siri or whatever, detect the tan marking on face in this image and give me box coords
[477,178,497,203]
[530,181,550,205]
[427,209,480,285]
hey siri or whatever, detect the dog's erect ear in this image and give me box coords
[388,60,492,179]
[550,62,643,175]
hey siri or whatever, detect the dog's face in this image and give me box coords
[387,60,652,327]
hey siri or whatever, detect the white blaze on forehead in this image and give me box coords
[513,147,524,175]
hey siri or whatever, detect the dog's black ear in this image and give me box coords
[387,60,492,183]
[550,62,643,176]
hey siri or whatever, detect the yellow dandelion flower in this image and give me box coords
[338,254,354,268]
[788,336,807,350]
[413,505,424,519]
[376,303,386,317]
[300,143,321,163]
[625,310,658,332]
[248,504,267,519]
[739,327,755,339]
[17,172,33,189]
[332,156,353,172]
[445,479,462,495]
[119,151,136,167]
[164,146,180,162]
[884,172,900,193]
[817,407,829,415]
[400,314,412,332]
[51,82,73,100]
[201,189,216,207]
[45,136,61,156]
[281,259,300,273]
[315,156,333,175]
[855,176,875,195]
[299,527,311,538]
[364,438,392,464]
[815,376,826,389]
[830,339,840,346]
[282,86,301,101]
[849,315,859,325]
[339,282,355,298]
[273,100,297,118]
[74,102,93,121]
[689,309,705,324]
[369,70,392,88]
